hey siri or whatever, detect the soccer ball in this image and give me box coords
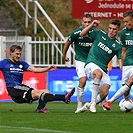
[119,99,133,112]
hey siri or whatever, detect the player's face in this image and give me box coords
[10,49,22,63]
[108,24,119,39]
[82,17,92,29]
[123,16,133,30]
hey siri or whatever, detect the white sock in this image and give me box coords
[77,87,84,109]
[109,84,130,103]
[96,94,102,104]
[91,78,100,103]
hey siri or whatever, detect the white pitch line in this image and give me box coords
[0,125,75,133]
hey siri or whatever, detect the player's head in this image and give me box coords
[9,44,22,63]
[82,13,92,29]
[123,10,133,30]
[108,19,121,39]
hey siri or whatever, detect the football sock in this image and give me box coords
[77,87,84,109]
[37,93,65,109]
[37,93,47,109]
[96,94,102,104]
[109,84,130,103]
[43,93,65,102]
[91,78,100,102]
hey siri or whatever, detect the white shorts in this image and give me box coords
[85,62,111,86]
[122,66,133,85]
[75,60,86,78]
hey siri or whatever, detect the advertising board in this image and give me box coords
[48,68,133,102]
[72,0,133,19]
[1,68,133,102]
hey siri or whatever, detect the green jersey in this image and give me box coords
[68,27,94,62]
[120,27,133,66]
[85,30,122,73]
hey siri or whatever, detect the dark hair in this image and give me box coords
[123,10,133,18]
[82,13,92,19]
[10,45,22,52]
[109,19,121,28]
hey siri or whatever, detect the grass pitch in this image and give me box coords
[0,102,133,133]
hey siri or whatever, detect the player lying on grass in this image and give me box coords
[0,44,75,113]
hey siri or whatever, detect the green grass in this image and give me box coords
[0,102,133,133]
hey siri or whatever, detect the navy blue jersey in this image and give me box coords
[0,59,30,87]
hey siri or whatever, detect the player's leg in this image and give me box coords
[109,77,132,103]
[32,88,75,113]
[80,86,109,112]
[122,66,132,100]
[80,70,110,112]
[103,66,132,110]
[97,85,110,110]
[79,63,102,113]
[75,60,86,113]
[103,84,130,110]
[75,76,86,113]
[124,90,130,100]
[89,69,102,113]
[97,73,111,110]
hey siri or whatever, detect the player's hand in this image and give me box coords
[63,56,69,62]
[65,57,69,62]
[48,65,57,71]
[92,20,100,27]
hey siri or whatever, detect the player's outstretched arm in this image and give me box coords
[27,65,57,73]
[80,20,100,37]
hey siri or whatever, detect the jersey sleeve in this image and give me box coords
[21,61,30,71]
[0,60,5,70]
[68,30,79,44]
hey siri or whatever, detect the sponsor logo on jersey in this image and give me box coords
[98,42,112,54]
[112,43,116,47]
[79,36,92,40]
[19,65,23,68]
[79,42,92,47]
[125,40,133,45]
[10,67,23,72]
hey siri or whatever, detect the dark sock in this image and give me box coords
[37,93,65,110]
[37,93,47,109]
[44,93,65,102]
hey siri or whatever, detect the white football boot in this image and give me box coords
[90,102,96,113]
[75,102,90,113]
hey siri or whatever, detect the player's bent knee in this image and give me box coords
[31,90,42,99]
